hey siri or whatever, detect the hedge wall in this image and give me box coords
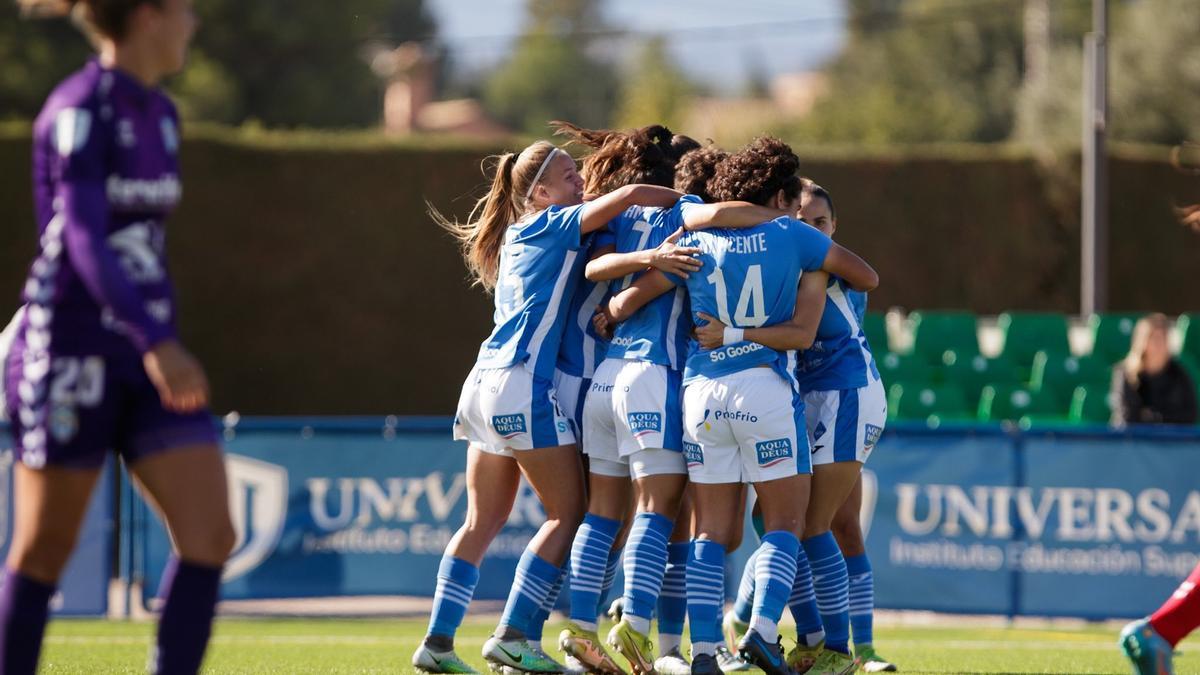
[1,133,1196,414]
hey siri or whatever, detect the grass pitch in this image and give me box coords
[36,615,1185,674]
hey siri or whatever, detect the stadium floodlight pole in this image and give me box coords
[1081,0,1109,316]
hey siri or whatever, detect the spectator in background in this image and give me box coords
[1110,314,1198,427]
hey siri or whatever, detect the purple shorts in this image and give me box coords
[3,344,218,470]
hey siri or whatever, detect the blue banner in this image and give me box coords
[0,426,111,616]
[107,418,1198,619]
[140,422,546,601]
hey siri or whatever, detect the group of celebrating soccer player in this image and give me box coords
[415,118,891,675]
[6,1,1200,675]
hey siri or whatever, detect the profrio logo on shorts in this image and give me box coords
[627,412,662,438]
[708,342,764,362]
[683,442,703,467]
[491,414,528,439]
[714,410,758,423]
[755,438,793,468]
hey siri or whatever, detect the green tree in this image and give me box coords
[483,0,618,135]
[614,37,693,130]
[0,1,434,127]
[787,0,1025,144]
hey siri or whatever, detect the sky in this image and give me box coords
[424,0,848,94]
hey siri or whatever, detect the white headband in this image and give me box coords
[525,147,563,201]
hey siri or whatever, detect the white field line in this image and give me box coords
[43,635,1118,651]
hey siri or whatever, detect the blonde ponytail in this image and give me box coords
[431,141,560,292]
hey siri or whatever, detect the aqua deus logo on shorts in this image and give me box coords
[864,424,883,452]
[627,412,662,437]
[755,438,793,468]
[683,441,703,466]
[491,414,528,439]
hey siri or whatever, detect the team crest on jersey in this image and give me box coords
[627,412,662,438]
[755,438,793,468]
[863,424,883,453]
[48,405,79,443]
[160,117,179,154]
[54,108,92,156]
[683,442,703,467]
[491,414,527,439]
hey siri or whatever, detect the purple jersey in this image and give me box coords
[3,60,215,469]
[25,58,181,357]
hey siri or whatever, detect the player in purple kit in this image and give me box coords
[4,2,233,674]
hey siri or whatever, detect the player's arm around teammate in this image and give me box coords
[6,3,233,675]
[418,140,684,673]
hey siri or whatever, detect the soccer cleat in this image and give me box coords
[722,611,749,651]
[413,642,480,673]
[787,638,825,673]
[1119,618,1175,675]
[714,645,752,672]
[690,653,723,675]
[607,618,656,674]
[606,597,625,623]
[736,629,790,675]
[855,644,897,673]
[483,636,564,673]
[653,646,691,675]
[557,622,624,675]
[807,648,859,675]
[561,653,589,675]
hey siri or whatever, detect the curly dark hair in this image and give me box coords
[549,120,695,195]
[708,136,801,206]
[674,146,728,203]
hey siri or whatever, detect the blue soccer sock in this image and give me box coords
[622,512,674,634]
[845,553,874,647]
[528,562,567,643]
[568,513,620,631]
[687,539,725,657]
[658,541,689,654]
[427,555,480,640]
[732,547,760,624]
[789,548,824,646]
[499,548,560,636]
[597,545,623,618]
[750,531,800,643]
[803,532,851,654]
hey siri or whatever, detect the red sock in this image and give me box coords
[1150,562,1200,647]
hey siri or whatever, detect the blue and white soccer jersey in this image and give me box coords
[796,278,887,466]
[580,203,693,479]
[667,214,833,485]
[555,230,614,435]
[682,368,808,483]
[454,204,588,454]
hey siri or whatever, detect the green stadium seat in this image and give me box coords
[876,351,935,389]
[1088,313,1143,364]
[997,312,1071,370]
[1179,353,1200,406]
[1179,314,1200,363]
[862,311,890,354]
[908,310,979,364]
[1069,385,1112,425]
[977,383,1061,422]
[940,350,1022,409]
[1029,350,1113,406]
[888,383,970,423]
